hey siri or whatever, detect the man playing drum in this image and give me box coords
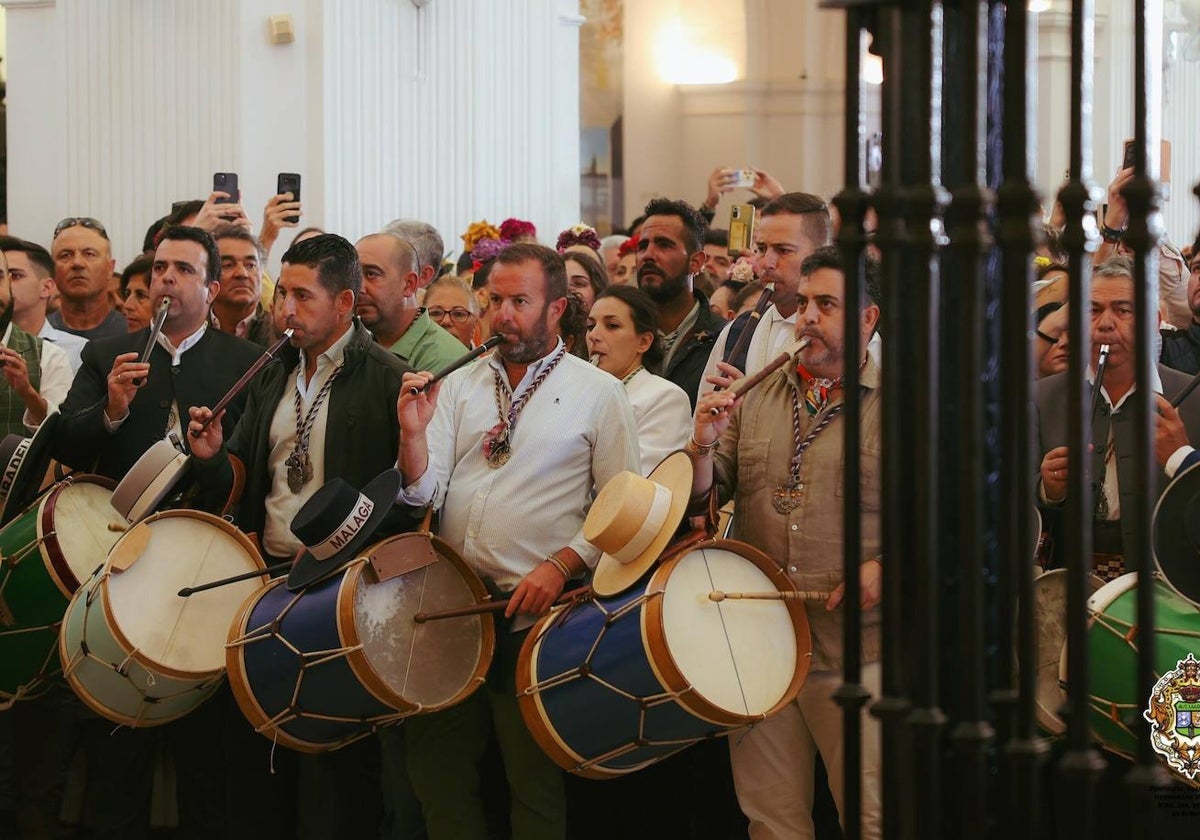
[396,242,639,840]
[189,233,420,840]
[693,245,883,840]
[46,224,262,838]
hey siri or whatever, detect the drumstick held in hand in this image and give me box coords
[190,329,294,437]
[409,335,503,396]
[708,590,831,602]
[709,337,811,416]
[177,560,292,596]
[414,585,591,623]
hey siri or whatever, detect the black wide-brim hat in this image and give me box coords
[286,469,402,591]
[1153,460,1200,606]
[0,411,61,526]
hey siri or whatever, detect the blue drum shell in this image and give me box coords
[236,571,397,749]
[526,579,727,774]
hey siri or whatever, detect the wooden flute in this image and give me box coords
[708,337,811,416]
[130,298,172,386]
[408,334,503,396]
[189,328,294,437]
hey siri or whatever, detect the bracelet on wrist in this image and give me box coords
[687,435,719,456]
[1099,222,1126,244]
[545,554,571,581]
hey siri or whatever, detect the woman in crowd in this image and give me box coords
[586,285,691,474]
[119,254,154,332]
[424,275,480,349]
[564,249,608,313]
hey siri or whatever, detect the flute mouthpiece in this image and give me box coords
[589,355,600,366]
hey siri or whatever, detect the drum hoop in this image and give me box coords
[224,577,401,755]
[37,474,118,599]
[101,509,265,680]
[336,533,496,716]
[1032,569,1105,736]
[515,614,595,774]
[59,575,222,728]
[642,538,813,727]
[224,577,326,752]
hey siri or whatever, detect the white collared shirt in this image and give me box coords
[262,325,356,557]
[697,304,796,400]
[399,339,640,595]
[37,322,88,372]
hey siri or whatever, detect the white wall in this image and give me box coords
[2,0,582,270]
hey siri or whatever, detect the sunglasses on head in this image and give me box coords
[53,217,109,240]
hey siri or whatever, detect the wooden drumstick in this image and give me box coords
[177,560,291,596]
[708,590,831,602]
[408,335,503,396]
[414,585,591,623]
[190,329,294,437]
[708,337,811,416]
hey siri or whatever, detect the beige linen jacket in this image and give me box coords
[711,355,883,672]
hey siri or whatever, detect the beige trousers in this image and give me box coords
[728,663,883,840]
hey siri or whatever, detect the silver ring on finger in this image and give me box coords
[117,373,123,383]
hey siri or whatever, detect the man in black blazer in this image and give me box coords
[45,224,261,839]
[53,225,261,479]
[1036,254,1200,580]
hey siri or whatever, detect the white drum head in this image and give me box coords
[106,513,263,675]
[1032,570,1101,734]
[660,546,798,717]
[50,480,127,584]
[354,554,484,708]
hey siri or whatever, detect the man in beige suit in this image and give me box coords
[692,245,883,840]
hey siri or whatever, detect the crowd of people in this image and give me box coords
[0,154,1194,840]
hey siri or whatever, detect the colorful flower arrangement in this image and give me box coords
[730,256,757,284]
[499,217,537,242]
[556,223,602,254]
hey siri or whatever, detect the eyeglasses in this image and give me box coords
[427,307,474,324]
[53,217,109,240]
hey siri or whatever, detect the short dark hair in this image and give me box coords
[156,225,221,286]
[494,242,567,303]
[563,249,609,298]
[760,192,833,250]
[560,292,590,360]
[641,198,708,253]
[0,237,54,277]
[120,254,154,297]
[594,284,665,374]
[166,200,205,226]
[281,233,362,297]
[211,224,265,262]
[799,245,882,310]
[703,228,729,248]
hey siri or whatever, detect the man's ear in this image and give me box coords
[206,281,222,306]
[337,287,356,317]
[688,249,707,276]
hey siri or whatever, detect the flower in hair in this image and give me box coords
[461,220,504,254]
[556,223,602,253]
[499,217,538,242]
[617,235,639,259]
[470,236,507,265]
[730,256,757,284]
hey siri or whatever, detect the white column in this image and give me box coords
[319,0,582,259]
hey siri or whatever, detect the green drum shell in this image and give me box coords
[0,476,120,702]
[1081,573,1200,759]
[59,569,223,726]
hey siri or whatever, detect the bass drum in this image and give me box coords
[59,510,266,726]
[226,532,495,753]
[0,476,124,704]
[518,539,811,778]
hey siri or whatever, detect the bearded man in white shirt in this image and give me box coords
[397,242,640,840]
